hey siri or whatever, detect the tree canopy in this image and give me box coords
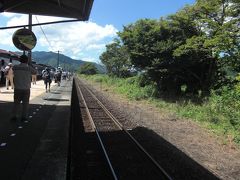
[78,62,98,75]
[100,38,132,77]
[100,0,240,96]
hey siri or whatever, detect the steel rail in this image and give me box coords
[76,79,118,180]
[81,79,173,180]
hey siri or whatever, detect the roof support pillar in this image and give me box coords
[28,13,32,64]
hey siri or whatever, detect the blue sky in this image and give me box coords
[0,0,195,63]
[90,0,195,30]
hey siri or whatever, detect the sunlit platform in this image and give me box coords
[0,79,72,179]
[0,80,48,102]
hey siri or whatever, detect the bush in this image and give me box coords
[79,74,240,145]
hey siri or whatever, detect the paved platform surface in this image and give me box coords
[0,79,72,180]
[0,80,48,102]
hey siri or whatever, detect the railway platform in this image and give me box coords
[0,79,72,180]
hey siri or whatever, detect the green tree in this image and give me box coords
[119,19,177,93]
[119,15,212,95]
[78,62,98,75]
[119,0,240,95]
[100,38,132,77]
[175,0,240,88]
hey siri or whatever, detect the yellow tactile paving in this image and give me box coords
[0,80,48,102]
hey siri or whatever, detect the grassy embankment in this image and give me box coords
[79,74,240,146]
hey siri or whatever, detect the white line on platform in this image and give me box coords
[0,143,7,147]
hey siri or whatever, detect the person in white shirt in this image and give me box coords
[32,66,38,85]
[11,55,37,121]
[5,63,14,90]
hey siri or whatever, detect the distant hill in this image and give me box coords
[31,51,106,73]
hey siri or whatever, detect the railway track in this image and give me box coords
[68,77,173,180]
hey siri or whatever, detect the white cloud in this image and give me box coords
[0,14,118,63]
[7,15,28,26]
[0,29,15,47]
[1,12,17,18]
[81,57,98,63]
[86,43,106,51]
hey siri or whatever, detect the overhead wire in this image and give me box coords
[35,16,54,51]
[34,15,77,55]
[33,16,88,63]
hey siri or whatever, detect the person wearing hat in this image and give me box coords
[5,63,14,90]
[11,55,37,121]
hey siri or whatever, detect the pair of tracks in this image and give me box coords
[69,78,172,180]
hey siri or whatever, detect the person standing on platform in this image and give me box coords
[0,59,5,85]
[32,66,37,85]
[5,63,14,90]
[42,68,52,92]
[11,55,37,121]
[55,67,62,86]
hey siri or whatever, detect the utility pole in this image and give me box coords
[57,50,60,67]
[63,54,65,70]
[28,14,32,64]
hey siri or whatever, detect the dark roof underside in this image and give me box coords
[0,0,94,20]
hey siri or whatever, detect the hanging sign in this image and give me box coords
[12,28,37,51]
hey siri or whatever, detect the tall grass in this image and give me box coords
[83,74,157,100]
[80,74,240,145]
[173,89,240,144]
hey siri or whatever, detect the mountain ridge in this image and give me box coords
[31,51,105,73]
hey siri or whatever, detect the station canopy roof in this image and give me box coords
[0,0,94,20]
[0,49,19,60]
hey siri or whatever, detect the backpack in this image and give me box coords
[43,71,50,80]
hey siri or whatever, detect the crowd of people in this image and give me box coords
[0,55,72,122]
[41,67,71,92]
[1,59,72,92]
